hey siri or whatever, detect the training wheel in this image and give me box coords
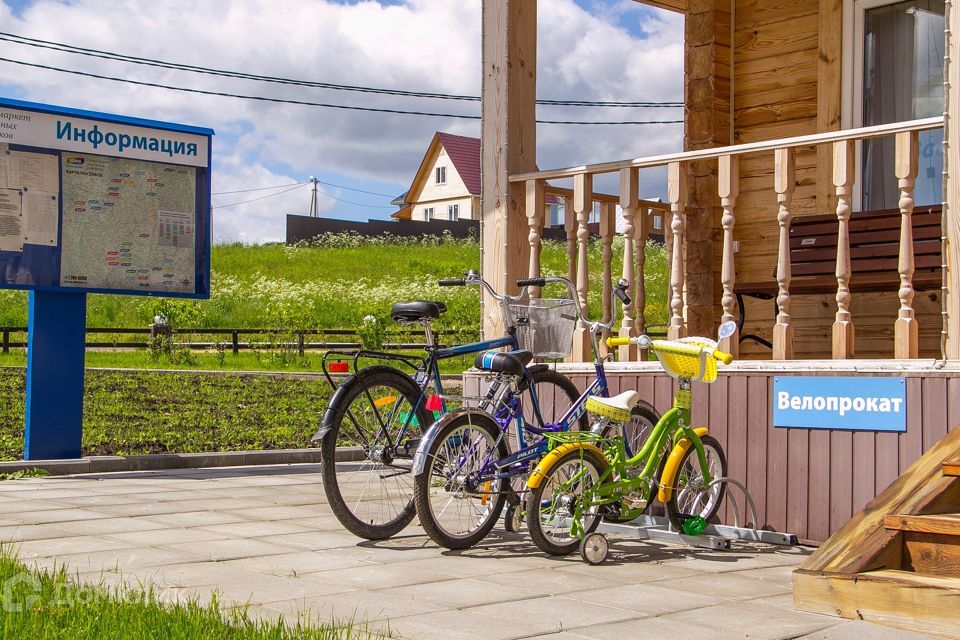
[579,532,609,565]
[503,503,523,533]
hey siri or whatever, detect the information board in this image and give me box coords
[0,97,212,298]
[773,376,907,432]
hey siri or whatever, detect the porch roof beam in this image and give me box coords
[510,116,944,182]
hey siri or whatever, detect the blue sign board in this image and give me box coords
[0,97,213,460]
[773,376,907,432]
[0,97,212,298]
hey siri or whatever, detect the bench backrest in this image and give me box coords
[789,205,942,291]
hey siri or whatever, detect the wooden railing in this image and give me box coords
[512,116,944,361]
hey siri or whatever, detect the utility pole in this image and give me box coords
[308,176,319,217]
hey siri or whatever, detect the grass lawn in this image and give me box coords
[0,368,332,460]
[0,552,383,639]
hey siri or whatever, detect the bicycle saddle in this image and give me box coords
[390,301,447,322]
[585,390,640,423]
[474,350,534,376]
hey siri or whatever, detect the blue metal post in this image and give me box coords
[24,290,87,460]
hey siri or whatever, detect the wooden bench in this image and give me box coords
[733,205,942,348]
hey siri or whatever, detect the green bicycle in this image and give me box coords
[524,321,736,562]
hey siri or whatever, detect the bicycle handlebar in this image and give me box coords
[517,276,628,332]
[605,335,734,365]
[438,278,466,287]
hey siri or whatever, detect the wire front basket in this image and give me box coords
[509,298,578,359]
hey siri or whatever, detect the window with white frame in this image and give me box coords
[435,166,446,184]
[423,207,434,221]
[652,213,663,231]
[844,0,944,210]
[448,204,459,221]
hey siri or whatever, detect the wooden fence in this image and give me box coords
[0,327,474,356]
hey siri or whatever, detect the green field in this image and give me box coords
[0,234,668,460]
[0,233,669,333]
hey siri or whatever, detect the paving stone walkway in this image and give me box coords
[0,464,937,639]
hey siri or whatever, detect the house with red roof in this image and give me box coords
[393,132,561,223]
[392,132,483,222]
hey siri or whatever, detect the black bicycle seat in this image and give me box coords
[391,301,447,322]
[474,350,534,376]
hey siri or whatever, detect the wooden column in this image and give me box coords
[832,140,856,358]
[773,148,796,360]
[718,155,739,357]
[480,0,536,339]
[668,162,687,340]
[525,179,545,299]
[570,173,593,361]
[600,201,615,355]
[946,0,960,359]
[683,0,731,337]
[564,195,577,287]
[895,131,919,358]
[618,168,639,361]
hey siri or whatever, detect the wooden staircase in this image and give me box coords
[794,428,960,638]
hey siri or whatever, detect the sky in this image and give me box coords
[0,0,684,243]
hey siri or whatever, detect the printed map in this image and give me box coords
[59,153,197,293]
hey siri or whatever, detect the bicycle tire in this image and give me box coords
[526,446,607,556]
[319,366,431,540]
[663,434,728,530]
[600,403,661,523]
[413,411,509,549]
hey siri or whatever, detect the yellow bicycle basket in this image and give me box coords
[650,339,719,383]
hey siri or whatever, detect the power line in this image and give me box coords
[0,31,683,108]
[315,179,397,198]
[212,181,309,195]
[213,183,308,209]
[0,56,684,125]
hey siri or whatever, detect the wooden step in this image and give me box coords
[794,568,960,638]
[944,461,960,477]
[884,513,960,536]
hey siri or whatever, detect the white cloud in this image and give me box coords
[0,0,683,242]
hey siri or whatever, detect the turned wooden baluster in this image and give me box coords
[773,148,796,360]
[833,140,856,358]
[564,195,577,288]
[618,167,639,361]
[570,173,593,362]
[667,162,687,340]
[895,131,919,358]
[600,201,615,354]
[718,155,740,358]
[525,179,545,299]
[634,205,649,359]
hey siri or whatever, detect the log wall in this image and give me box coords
[712,0,944,359]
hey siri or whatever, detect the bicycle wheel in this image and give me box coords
[319,366,430,540]
[663,434,728,531]
[599,403,660,523]
[526,446,607,556]
[520,368,587,431]
[413,411,509,549]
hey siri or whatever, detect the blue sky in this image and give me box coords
[0,0,683,242]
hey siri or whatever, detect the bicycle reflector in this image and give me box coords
[425,395,444,412]
[329,361,350,373]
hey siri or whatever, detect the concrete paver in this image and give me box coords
[0,465,939,639]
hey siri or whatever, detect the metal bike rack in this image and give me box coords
[589,477,799,551]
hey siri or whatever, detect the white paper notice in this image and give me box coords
[23,190,59,246]
[0,188,23,253]
[0,145,8,189]
[8,151,58,192]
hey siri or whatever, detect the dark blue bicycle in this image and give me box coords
[313,271,583,540]
[411,276,659,550]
